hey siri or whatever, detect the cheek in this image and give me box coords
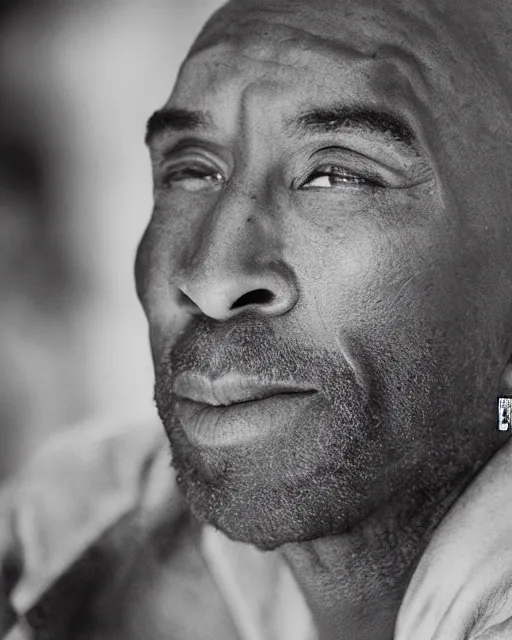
[135,209,189,353]
[291,187,439,313]
[294,196,472,344]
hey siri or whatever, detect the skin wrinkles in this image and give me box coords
[190,1,435,95]
[191,0,512,223]
[156,17,438,198]
[185,22,432,136]
[136,0,512,638]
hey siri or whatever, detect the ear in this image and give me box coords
[498,360,512,396]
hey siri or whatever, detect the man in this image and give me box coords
[3,0,512,637]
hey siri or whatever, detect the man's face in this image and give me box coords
[136,0,512,549]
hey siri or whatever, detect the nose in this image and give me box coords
[174,191,298,321]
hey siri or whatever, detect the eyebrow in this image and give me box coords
[289,105,417,151]
[145,108,210,145]
[145,104,418,152]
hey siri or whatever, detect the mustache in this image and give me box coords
[155,315,366,398]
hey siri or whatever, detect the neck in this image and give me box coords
[279,459,489,640]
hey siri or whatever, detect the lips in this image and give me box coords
[171,372,319,447]
[173,372,315,406]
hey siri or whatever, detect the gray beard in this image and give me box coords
[154,315,492,551]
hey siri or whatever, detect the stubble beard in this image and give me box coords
[154,316,493,551]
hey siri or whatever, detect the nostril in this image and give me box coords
[177,289,201,312]
[230,289,275,310]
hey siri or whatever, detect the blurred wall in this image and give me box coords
[0,0,224,480]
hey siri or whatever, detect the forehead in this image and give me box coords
[154,0,512,181]
[169,21,430,137]
[191,0,439,62]
[167,0,488,141]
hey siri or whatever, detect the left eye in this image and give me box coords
[162,166,224,192]
[300,165,380,189]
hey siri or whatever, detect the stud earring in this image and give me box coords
[498,396,512,431]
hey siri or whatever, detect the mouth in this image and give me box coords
[172,372,318,447]
[173,372,316,407]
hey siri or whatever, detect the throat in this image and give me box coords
[279,464,479,640]
[280,536,409,640]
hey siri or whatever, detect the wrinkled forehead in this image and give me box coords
[191,0,440,68]
[173,0,512,138]
[192,0,511,75]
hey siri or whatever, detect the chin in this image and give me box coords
[167,422,377,551]
[185,484,359,551]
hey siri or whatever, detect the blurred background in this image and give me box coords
[0,0,223,481]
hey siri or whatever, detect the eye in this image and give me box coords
[300,164,382,189]
[162,164,225,192]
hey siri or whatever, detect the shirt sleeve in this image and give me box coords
[0,412,178,639]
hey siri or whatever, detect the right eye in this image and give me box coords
[161,165,225,192]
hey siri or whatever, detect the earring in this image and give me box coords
[498,396,512,431]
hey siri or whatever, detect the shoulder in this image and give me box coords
[396,437,512,640]
[0,412,187,637]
